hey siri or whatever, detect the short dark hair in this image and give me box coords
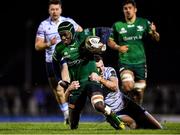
[94,55,103,62]
[122,0,136,7]
[48,0,62,5]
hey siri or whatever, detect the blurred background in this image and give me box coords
[0,0,179,121]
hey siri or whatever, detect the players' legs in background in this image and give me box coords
[48,77,69,122]
[46,62,69,123]
[120,69,146,105]
[133,81,146,105]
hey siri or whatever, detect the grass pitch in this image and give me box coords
[0,122,180,134]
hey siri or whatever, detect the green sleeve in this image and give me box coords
[52,42,66,62]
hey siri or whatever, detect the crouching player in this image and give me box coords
[88,55,163,129]
[52,21,125,130]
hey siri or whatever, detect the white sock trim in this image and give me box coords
[59,102,68,112]
[105,105,111,115]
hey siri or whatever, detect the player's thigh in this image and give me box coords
[120,69,135,91]
[85,81,103,97]
[45,62,58,89]
[133,63,147,81]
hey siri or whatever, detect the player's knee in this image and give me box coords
[134,82,146,92]
[129,121,137,129]
[122,81,134,92]
[120,71,134,91]
[119,115,137,129]
[126,118,137,129]
[91,95,104,113]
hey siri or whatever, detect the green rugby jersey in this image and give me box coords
[110,17,151,64]
[53,31,90,65]
[52,31,98,84]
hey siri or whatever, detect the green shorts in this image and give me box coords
[119,63,147,81]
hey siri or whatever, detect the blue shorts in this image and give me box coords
[45,62,54,78]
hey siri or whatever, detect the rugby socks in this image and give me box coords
[59,102,69,119]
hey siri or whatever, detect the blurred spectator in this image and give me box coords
[19,86,32,115]
[33,86,47,115]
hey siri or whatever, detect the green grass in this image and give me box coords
[0,122,180,134]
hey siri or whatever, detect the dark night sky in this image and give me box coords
[0,0,179,86]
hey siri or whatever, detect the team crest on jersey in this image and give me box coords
[137,25,144,31]
[84,28,91,35]
[64,52,68,56]
[119,28,127,34]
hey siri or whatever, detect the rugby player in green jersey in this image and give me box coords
[107,0,160,105]
[35,0,83,124]
[52,21,125,130]
[67,55,162,129]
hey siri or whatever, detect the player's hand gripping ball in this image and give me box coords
[85,36,106,54]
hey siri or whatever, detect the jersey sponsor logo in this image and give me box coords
[64,52,68,56]
[119,28,127,34]
[68,59,84,66]
[137,25,144,31]
[123,35,142,41]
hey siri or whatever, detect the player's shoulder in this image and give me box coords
[105,66,116,72]
[136,17,149,23]
[55,42,66,51]
[113,19,126,26]
[60,16,75,22]
[39,17,51,25]
[105,67,117,77]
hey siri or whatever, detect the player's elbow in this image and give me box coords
[35,44,42,51]
[104,79,119,91]
[109,84,119,91]
[76,26,83,32]
[35,44,39,51]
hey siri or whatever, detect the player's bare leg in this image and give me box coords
[91,94,125,130]
[48,77,69,124]
[144,111,163,129]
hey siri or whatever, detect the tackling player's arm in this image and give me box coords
[89,72,118,91]
[99,75,119,91]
